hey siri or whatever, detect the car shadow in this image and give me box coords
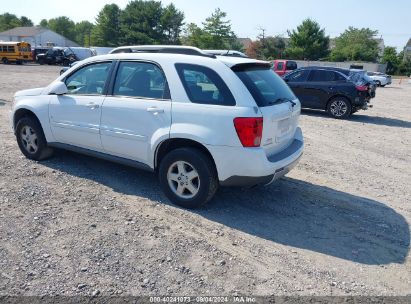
[301,109,411,129]
[43,150,409,266]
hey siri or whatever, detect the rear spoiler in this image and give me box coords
[231,62,272,72]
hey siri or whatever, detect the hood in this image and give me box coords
[14,87,45,98]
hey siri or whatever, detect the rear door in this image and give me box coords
[302,69,339,109]
[100,61,172,165]
[234,65,301,156]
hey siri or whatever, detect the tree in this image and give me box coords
[397,51,411,76]
[47,16,76,42]
[330,27,379,62]
[381,46,400,74]
[91,4,121,47]
[120,0,163,45]
[75,21,94,47]
[182,23,208,48]
[183,8,237,49]
[39,19,48,28]
[247,35,286,60]
[0,13,33,31]
[160,3,184,44]
[202,8,236,49]
[286,18,329,60]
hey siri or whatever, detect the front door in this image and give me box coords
[100,61,172,165]
[49,61,113,151]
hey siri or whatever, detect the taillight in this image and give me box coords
[356,85,368,92]
[233,117,263,147]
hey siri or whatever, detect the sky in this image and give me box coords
[2,0,411,50]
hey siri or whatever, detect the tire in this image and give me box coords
[375,80,381,87]
[327,97,352,119]
[15,116,54,161]
[38,58,44,65]
[158,148,218,209]
[2,57,9,64]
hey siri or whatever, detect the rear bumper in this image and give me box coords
[208,127,304,187]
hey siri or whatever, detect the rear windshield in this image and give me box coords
[348,70,373,85]
[233,65,296,107]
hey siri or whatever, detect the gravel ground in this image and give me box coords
[0,64,410,296]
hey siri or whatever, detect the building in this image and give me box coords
[0,26,78,48]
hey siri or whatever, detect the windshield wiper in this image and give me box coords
[269,97,296,107]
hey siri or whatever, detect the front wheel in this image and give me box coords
[158,148,218,209]
[327,97,352,119]
[15,117,54,161]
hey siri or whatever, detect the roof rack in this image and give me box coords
[109,45,216,58]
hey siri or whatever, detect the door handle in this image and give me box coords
[147,107,164,114]
[86,103,100,109]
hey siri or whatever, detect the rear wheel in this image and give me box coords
[15,117,54,161]
[327,97,352,119]
[2,57,9,64]
[159,148,218,209]
[375,80,381,87]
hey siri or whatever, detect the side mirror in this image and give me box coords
[48,81,68,95]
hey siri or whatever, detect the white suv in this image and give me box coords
[10,46,303,208]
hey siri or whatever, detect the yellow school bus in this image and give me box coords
[0,41,32,64]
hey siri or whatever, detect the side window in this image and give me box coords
[287,70,309,82]
[334,72,346,81]
[175,63,235,106]
[65,62,112,95]
[113,61,170,99]
[286,61,297,70]
[276,62,284,71]
[309,70,336,82]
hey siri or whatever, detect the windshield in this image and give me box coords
[233,65,296,107]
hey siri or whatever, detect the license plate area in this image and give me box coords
[278,117,291,135]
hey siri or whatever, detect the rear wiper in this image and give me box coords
[269,97,296,107]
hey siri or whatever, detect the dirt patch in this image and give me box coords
[0,64,410,296]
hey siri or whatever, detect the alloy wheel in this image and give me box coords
[330,100,348,117]
[20,125,39,154]
[167,161,200,199]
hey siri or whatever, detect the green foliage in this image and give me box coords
[182,8,237,50]
[39,19,48,28]
[119,0,163,45]
[397,51,411,76]
[182,23,207,48]
[249,36,286,60]
[381,46,400,74]
[160,3,185,44]
[48,16,76,42]
[19,16,33,27]
[91,4,121,47]
[0,13,33,31]
[330,27,379,62]
[286,18,329,60]
[75,21,94,47]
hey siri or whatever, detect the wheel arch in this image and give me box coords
[155,138,218,178]
[13,108,41,130]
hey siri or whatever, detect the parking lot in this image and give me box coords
[0,64,410,296]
